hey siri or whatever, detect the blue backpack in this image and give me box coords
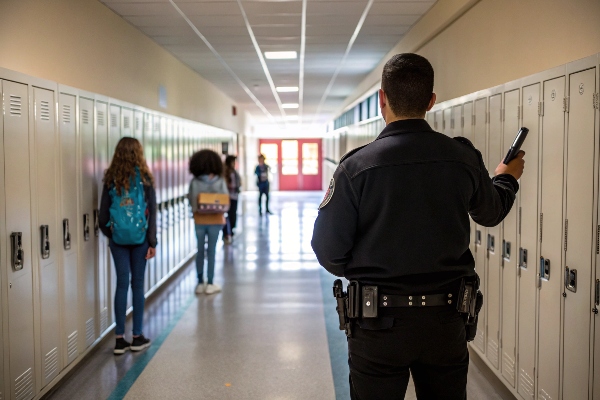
[107,170,148,245]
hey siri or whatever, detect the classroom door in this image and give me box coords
[259,139,322,191]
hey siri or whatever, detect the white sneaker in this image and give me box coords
[195,283,205,294]
[205,284,221,295]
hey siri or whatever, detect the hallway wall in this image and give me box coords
[0,0,247,134]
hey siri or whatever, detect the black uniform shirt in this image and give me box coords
[311,119,518,295]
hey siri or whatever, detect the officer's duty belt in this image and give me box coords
[378,293,454,308]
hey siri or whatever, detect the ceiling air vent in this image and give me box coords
[10,95,22,117]
[98,111,105,126]
[81,109,90,125]
[124,116,130,129]
[62,104,71,124]
[41,101,51,121]
[111,114,117,128]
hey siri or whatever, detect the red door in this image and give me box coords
[259,139,322,191]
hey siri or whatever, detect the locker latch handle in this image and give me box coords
[93,209,100,237]
[594,280,599,315]
[83,213,90,241]
[565,267,577,293]
[502,240,511,261]
[475,230,481,245]
[40,225,50,259]
[10,232,24,271]
[519,248,528,268]
[63,219,71,250]
[488,234,495,252]
[540,257,550,281]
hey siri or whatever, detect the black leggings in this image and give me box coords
[258,189,269,213]
[223,199,238,236]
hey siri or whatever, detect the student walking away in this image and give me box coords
[99,137,157,355]
[255,154,272,215]
[312,53,525,400]
[223,155,242,244]
[188,149,229,295]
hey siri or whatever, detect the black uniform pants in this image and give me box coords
[348,306,468,400]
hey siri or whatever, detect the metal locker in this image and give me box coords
[59,92,80,365]
[501,88,520,387]
[79,97,97,349]
[153,117,164,282]
[95,101,110,334]
[142,113,154,292]
[452,105,462,138]
[108,104,121,323]
[3,80,36,400]
[160,117,169,278]
[0,79,5,400]
[121,107,133,138]
[517,82,541,400]
[462,101,476,256]
[173,121,181,264]
[33,87,62,387]
[434,110,442,131]
[472,97,488,355]
[537,75,566,400]
[486,93,503,370]
[134,110,143,142]
[443,107,452,137]
[562,64,598,400]
[426,112,434,126]
[167,119,175,272]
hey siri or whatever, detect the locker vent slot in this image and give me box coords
[40,101,51,121]
[98,111,105,126]
[487,340,499,366]
[62,104,71,123]
[100,307,108,332]
[596,225,599,254]
[135,117,140,130]
[539,213,543,242]
[9,95,22,116]
[86,318,95,344]
[502,352,515,382]
[44,347,59,380]
[14,368,33,400]
[81,109,90,125]
[564,219,568,252]
[539,388,552,400]
[111,114,117,128]
[124,116,130,129]
[67,331,78,359]
[519,369,534,397]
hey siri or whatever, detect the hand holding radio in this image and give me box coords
[495,127,528,180]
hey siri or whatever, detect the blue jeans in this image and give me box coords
[195,225,222,284]
[109,240,149,336]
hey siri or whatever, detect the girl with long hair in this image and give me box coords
[222,155,242,243]
[99,137,157,355]
[188,149,228,295]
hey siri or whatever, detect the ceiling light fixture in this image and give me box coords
[265,51,297,60]
[282,103,299,109]
[276,87,299,93]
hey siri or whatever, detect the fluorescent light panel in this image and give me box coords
[265,51,297,59]
[282,103,299,109]
[276,86,299,93]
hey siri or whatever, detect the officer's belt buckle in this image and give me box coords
[378,293,454,308]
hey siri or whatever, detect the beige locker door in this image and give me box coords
[79,97,97,348]
[537,76,566,400]
[95,102,110,334]
[143,113,153,292]
[134,110,143,141]
[517,83,541,400]
[452,105,462,138]
[121,107,133,138]
[472,97,488,354]
[0,80,5,400]
[443,108,452,136]
[487,93,503,370]
[501,89,520,387]
[34,87,61,387]
[462,102,476,256]
[562,67,597,400]
[4,80,36,400]
[108,104,120,323]
[167,119,175,272]
[59,93,80,365]
[434,110,442,131]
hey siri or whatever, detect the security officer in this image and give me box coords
[311,53,524,399]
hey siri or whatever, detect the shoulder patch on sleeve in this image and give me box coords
[319,178,335,209]
[339,144,368,163]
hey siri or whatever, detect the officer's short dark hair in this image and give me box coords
[381,53,434,118]
[189,149,223,177]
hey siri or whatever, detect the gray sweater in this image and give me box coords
[187,175,228,214]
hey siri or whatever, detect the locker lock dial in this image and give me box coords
[10,232,24,271]
[63,219,71,250]
[40,225,50,259]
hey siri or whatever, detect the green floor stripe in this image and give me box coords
[319,269,350,400]
[107,293,196,400]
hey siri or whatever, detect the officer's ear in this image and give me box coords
[426,93,437,112]
[379,89,390,122]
